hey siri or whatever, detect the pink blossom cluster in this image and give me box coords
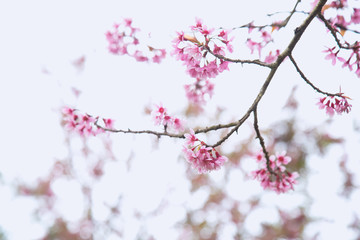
[264,49,281,64]
[151,104,184,132]
[246,26,280,63]
[327,5,360,28]
[172,19,233,104]
[324,44,360,78]
[62,107,114,136]
[319,1,360,78]
[317,95,352,116]
[251,152,299,194]
[183,129,228,173]
[184,78,214,105]
[311,0,348,10]
[172,19,233,80]
[106,18,166,63]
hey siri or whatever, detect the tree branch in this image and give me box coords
[96,0,328,150]
[203,47,272,68]
[234,0,303,31]
[208,0,328,147]
[289,54,342,97]
[253,106,275,175]
[95,121,185,139]
[317,13,353,49]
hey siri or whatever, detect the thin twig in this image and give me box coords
[209,0,328,147]
[204,45,272,68]
[95,121,185,139]
[317,13,352,50]
[267,10,310,17]
[289,54,342,97]
[95,0,328,149]
[233,0,302,31]
[253,106,275,175]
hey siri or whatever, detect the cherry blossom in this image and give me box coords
[264,49,280,64]
[151,104,184,132]
[106,19,166,63]
[61,107,111,136]
[324,45,360,78]
[184,78,214,105]
[245,27,275,60]
[183,129,227,173]
[246,39,263,57]
[172,19,233,80]
[317,95,352,116]
[251,151,299,194]
[103,118,115,129]
[323,47,339,65]
[351,8,360,24]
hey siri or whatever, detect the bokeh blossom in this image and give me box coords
[62,107,114,136]
[251,151,299,194]
[106,19,166,63]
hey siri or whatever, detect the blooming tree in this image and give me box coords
[4,0,360,239]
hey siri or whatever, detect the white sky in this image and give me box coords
[0,0,360,239]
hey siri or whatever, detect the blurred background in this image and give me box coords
[0,0,359,239]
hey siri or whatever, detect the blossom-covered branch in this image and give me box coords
[62,0,356,194]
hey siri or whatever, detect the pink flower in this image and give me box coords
[310,0,320,9]
[173,118,184,132]
[133,50,148,62]
[317,95,352,116]
[264,49,280,64]
[355,65,360,78]
[251,151,298,194]
[255,152,264,163]
[172,19,233,80]
[151,104,184,133]
[62,107,104,137]
[152,49,166,63]
[184,78,214,105]
[190,18,213,36]
[183,129,227,173]
[103,118,114,129]
[184,129,198,146]
[329,0,347,9]
[330,15,349,29]
[183,133,228,173]
[323,47,339,65]
[261,30,272,42]
[246,39,262,56]
[218,30,234,53]
[351,8,360,24]
[338,56,354,71]
[162,115,173,126]
[276,151,292,166]
[106,19,166,64]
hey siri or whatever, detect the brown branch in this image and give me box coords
[289,54,342,97]
[317,13,352,50]
[280,0,302,27]
[253,106,275,175]
[95,0,328,149]
[267,10,310,17]
[95,121,185,139]
[234,0,302,31]
[208,0,328,147]
[204,0,304,68]
[203,46,272,68]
